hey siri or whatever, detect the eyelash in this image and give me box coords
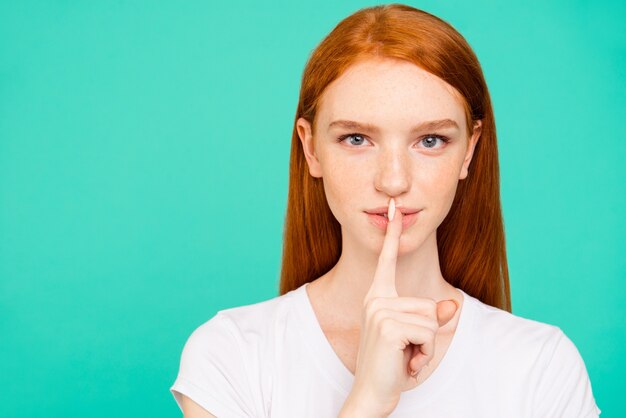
[336,133,451,149]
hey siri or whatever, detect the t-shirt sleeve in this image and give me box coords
[534,328,601,417]
[170,313,257,417]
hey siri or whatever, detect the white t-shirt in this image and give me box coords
[170,282,601,417]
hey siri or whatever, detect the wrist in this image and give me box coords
[338,393,390,418]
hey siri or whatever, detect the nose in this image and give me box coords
[373,145,411,197]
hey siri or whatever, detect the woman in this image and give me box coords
[171,4,601,417]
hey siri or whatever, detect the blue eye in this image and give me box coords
[420,134,450,149]
[337,133,369,146]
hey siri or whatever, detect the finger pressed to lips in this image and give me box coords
[377,198,404,268]
[364,197,405,306]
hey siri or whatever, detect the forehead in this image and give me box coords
[317,58,466,130]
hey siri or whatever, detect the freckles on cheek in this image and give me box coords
[321,158,365,216]
[418,161,462,199]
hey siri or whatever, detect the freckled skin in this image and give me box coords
[296,56,482,328]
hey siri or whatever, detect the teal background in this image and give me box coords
[1,0,623,416]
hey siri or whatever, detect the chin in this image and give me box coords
[396,237,423,256]
[399,226,437,252]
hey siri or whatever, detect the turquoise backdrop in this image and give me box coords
[1,1,623,416]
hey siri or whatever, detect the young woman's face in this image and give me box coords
[297,57,482,255]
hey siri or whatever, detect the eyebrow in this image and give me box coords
[328,118,460,133]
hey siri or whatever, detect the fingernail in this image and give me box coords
[388,198,395,221]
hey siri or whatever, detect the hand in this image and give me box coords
[347,197,459,416]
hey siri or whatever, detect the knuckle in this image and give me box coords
[426,327,436,340]
[371,307,388,324]
[426,318,439,332]
[425,340,436,359]
[365,297,382,317]
[378,317,396,340]
[424,298,437,318]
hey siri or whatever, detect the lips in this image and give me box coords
[366,210,421,230]
[364,205,421,216]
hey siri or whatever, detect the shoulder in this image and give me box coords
[464,291,562,349]
[533,326,602,416]
[462,292,601,416]
[170,286,304,416]
[213,286,302,341]
[462,292,565,376]
[185,286,302,358]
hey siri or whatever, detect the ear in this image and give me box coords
[296,117,323,178]
[459,120,482,180]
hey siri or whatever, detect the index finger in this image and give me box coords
[363,197,404,305]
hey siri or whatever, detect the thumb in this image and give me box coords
[408,299,460,376]
[436,299,459,327]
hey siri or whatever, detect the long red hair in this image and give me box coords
[278,3,511,312]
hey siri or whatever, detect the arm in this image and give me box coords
[181,394,218,418]
[338,405,385,418]
[336,392,391,418]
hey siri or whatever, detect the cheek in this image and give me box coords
[319,155,369,220]
[418,157,463,218]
